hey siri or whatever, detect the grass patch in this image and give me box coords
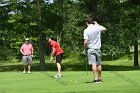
[0,52,140,71]
[0,57,140,71]
[0,54,140,93]
[0,71,140,93]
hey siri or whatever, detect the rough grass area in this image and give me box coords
[0,56,140,71]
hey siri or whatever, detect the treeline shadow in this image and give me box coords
[0,63,139,72]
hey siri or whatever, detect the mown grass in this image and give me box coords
[0,53,140,93]
[0,71,140,93]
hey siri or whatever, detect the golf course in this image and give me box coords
[0,57,140,93]
[0,0,140,93]
[0,71,139,93]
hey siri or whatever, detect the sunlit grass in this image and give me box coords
[0,71,140,93]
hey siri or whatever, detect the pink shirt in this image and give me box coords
[20,43,33,55]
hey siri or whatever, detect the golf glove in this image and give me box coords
[50,56,54,63]
[82,50,87,55]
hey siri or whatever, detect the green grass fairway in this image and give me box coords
[0,71,140,93]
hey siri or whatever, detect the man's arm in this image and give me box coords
[51,47,55,58]
[94,21,107,32]
[50,47,55,62]
[99,25,107,32]
[83,29,89,54]
[20,47,24,55]
[31,47,34,57]
[84,39,88,49]
[82,39,88,55]
[31,48,34,55]
[31,44,34,55]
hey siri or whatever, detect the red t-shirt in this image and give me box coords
[50,40,64,55]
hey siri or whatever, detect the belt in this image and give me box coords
[24,55,31,56]
[87,48,100,50]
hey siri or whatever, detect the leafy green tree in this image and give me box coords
[81,0,140,65]
[0,0,12,60]
[1,0,139,68]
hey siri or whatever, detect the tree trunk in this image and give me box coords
[36,0,46,70]
[134,32,139,66]
[38,34,46,70]
[134,41,139,66]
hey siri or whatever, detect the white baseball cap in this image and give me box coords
[25,38,29,41]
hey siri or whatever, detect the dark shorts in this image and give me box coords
[56,53,63,63]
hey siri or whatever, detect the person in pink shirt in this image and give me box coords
[20,38,34,74]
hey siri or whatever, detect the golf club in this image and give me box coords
[85,53,88,81]
[82,50,89,81]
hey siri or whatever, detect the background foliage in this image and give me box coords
[0,0,140,66]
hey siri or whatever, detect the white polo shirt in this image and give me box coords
[84,24,102,49]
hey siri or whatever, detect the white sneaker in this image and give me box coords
[28,71,31,74]
[54,74,62,78]
[23,70,26,74]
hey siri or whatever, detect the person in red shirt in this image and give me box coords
[46,37,64,78]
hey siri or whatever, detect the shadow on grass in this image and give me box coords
[0,63,140,72]
[84,81,94,83]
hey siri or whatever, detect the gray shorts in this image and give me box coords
[22,55,32,65]
[87,49,102,65]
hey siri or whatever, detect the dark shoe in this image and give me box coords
[98,79,102,83]
[93,80,99,83]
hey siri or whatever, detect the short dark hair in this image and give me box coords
[51,37,57,41]
[85,16,93,24]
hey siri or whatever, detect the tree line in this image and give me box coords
[0,0,140,69]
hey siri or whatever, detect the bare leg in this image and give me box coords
[56,63,61,75]
[97,64,102,80]
[28,64,31,71]
[92,64,98,80]
[24,64,26,71]
[23,64,26,73]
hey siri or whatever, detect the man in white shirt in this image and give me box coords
[83,16,107,83]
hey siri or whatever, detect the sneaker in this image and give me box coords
[23,70,26,74]
[28,71,31,74]
[98,79,102,83]
[54,74,62,78]
[93,80,99,83]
